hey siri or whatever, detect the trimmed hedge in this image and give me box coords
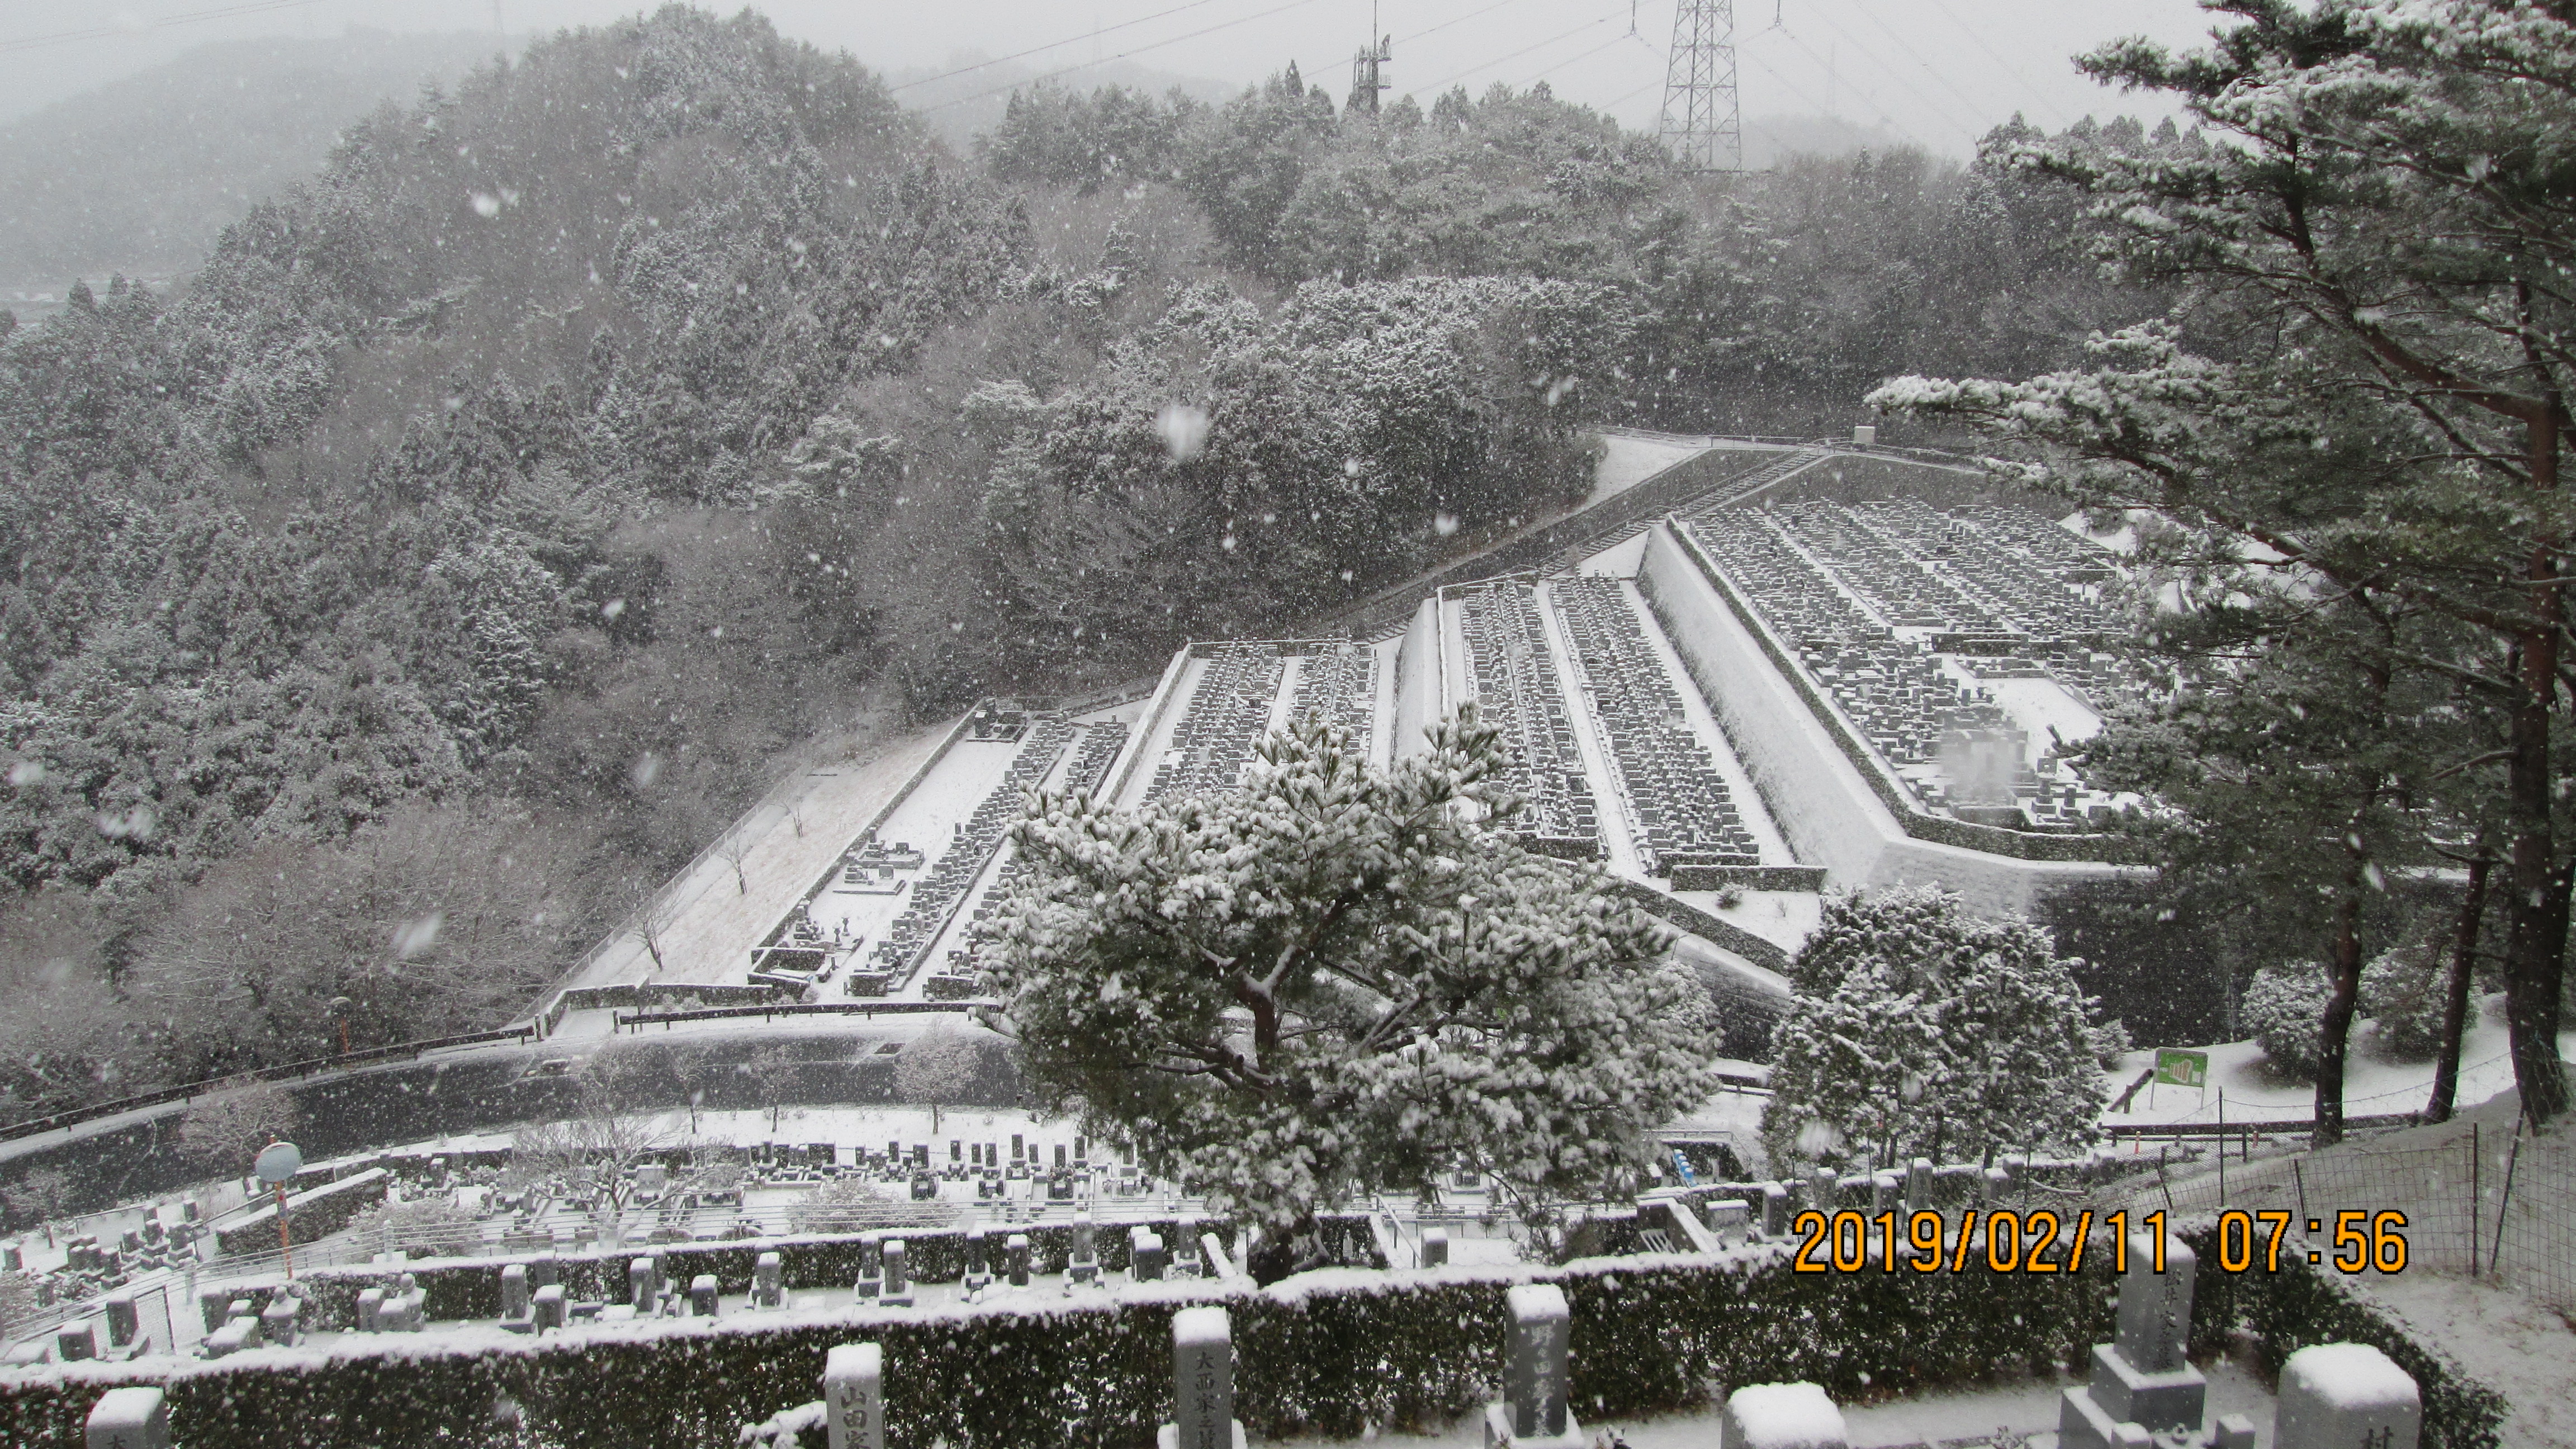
[1,1221,2508,1449]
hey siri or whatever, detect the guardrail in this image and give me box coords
[613,1001,992,1033]
[0,1026,537,1145]
[2103,1113,2418,1141]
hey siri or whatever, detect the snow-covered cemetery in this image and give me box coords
[6,1,2576,1447]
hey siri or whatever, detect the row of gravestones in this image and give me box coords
[74,1228,2426,1448]
[65,1239,2428,1449]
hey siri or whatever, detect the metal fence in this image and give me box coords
[2096,1122,2574,1312]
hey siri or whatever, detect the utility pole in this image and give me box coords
[1659,0,1744,172]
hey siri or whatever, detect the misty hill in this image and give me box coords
[891,54,1237,153]
[0,30,506,296]
[1742,112,1918,168]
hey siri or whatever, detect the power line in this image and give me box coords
[1917,0,2069,129]
[1416,4,1629,97]
[1836,0,2017,145]
[888,0,1234,93]
[0,0,324,54]
[919,0,1333,112]
[1778,5,1983,145]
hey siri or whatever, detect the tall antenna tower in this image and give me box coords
[1349,0,1390,114]
[1658,0,1744,172]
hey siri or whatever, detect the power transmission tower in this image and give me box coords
[1348,0,1389,115]
[1659,0,1744,172]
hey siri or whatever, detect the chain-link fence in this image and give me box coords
[2097,1123,2574,1311]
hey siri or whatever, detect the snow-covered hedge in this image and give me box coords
[1,1227,2506,1448]
[2242,962,2333,1078]
[2,1242,2118,1448]
[2181,1219,2505,1449]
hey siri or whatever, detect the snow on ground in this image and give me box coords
[1274,1355,2281,1448]
[1589,435,1713,504]
[2099,996,2571,1127]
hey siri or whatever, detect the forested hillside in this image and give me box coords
[0,4,2167,1128]
[0,31,504,295]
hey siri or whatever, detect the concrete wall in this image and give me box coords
[1392,597,1438,760]
[1635,522,2132,917]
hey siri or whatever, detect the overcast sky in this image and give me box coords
[0,0,2220,149]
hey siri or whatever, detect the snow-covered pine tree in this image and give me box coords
[984,705,1723,1279]
[1762,887,2105,1172]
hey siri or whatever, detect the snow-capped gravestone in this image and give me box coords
[2274,1343,2420,1449]
[1007,1234,1031,1288]
[1761,1184,1789,1239]
[1485,1284,1583,1449]
[533,1284,566,1332]
[963,1229,992,1300]
[501,1264,532,1331]
[2059,1232,2205,1449]
[629,1258,657,1315]
[1159,1305,1247,1449]
[1718,1382,1848,1449]
[103,1297,138,1352]
[854,1242,882,1301]
[84,1385,168,1449]
[880,1240,912,1306]
[1132,1229,1166,1282]
[355,1287,385,1332]
[1068,1213,1100,1286]
[1420,1229,1449,1268]
[690,1274,721,1317]
[755,1252,784,1309]
[824,1342,884,1449]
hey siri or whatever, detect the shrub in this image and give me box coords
[2242,962,2332,1078]
[2360,945,2445,1060]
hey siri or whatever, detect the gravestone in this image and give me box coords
[1805,1169,1835,1213]
[2274,1343,2419,1449]
[528,1256,558,1292]
[755,1252,784,1309]
[1006,1234,1031,1288]
[1980,1167,2010,1205]
[502,1264,532,1327]
[1761,1185,1789,1239]
[824,1342,884,1449]
[1158,1305,1247,1449]
[629,1258,657,1315]
[1485,1284,1582,1448]
[533,1284,566,1332]
[356,1287,386,1333]
[1171,1215,1202,1278]
[853,1241,882,1302]
[84,1386,169,1449]
[1067,1213,1100,1286]
[2212,1414,2258,1448]
[103,1298,138,1349]
[2058,1231,2208,1448]
[1718,1382,1848,1448]
[963,1229,992,1299]
[1200,1231,1236,1280]
[880,1240,911,1306]
[1132,1228,1166,1282]
[258,1298,299,1348]
[1420,1228,1450,1268]
[1906,1158,1933,1213]
[1705,1200,1750,1244]
[56,1326,94,1361]
[1869,1173,1900,1219]
[690,1273,721,1317]
[1,1242,18,1272]
[202,1319,255,1358]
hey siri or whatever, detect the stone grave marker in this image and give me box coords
[1718,1382,1847,1448]
[258,1297,299,1347]
[1420,1228,1449,1267]
[84,1385,168,1449]
[1485,1283,1581,1448]
[56,1325,94,1361]
[1,1242,18,1272]
[2058,1230,2208,1448]
[880,1240,911,1306]
[756,1251,784,1309]
[628,1258,656,1314]
[533,1284,566,1332]
[1158,1305,1246,1449]
[502,1264,532,1328]
[1980,1167,2009,1205]
[1068,1213,1100,1286]
[1906,1158,1933,1213]
[853,1241,882,1301]
[2274,1343,2419,1449]
[1132,1228,1166,1282]
[529,1255,558,1292]
[1006,1233,1031,1288]
[689,1273,721,1317]
[356,1287,386,1333]
[825,1342,884,1449]
[1760,1184,1789,1239]
[1869,1173,1899,1219]
[202,1318,255,1358]
[103,1297,137,1351]
[1706,1200,1750,1244]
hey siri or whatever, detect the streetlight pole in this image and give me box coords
[254,1140,304,1280]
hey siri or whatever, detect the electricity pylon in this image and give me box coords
[1659,0,1744,172]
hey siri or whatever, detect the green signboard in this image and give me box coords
[2154,1048,2209,1089]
